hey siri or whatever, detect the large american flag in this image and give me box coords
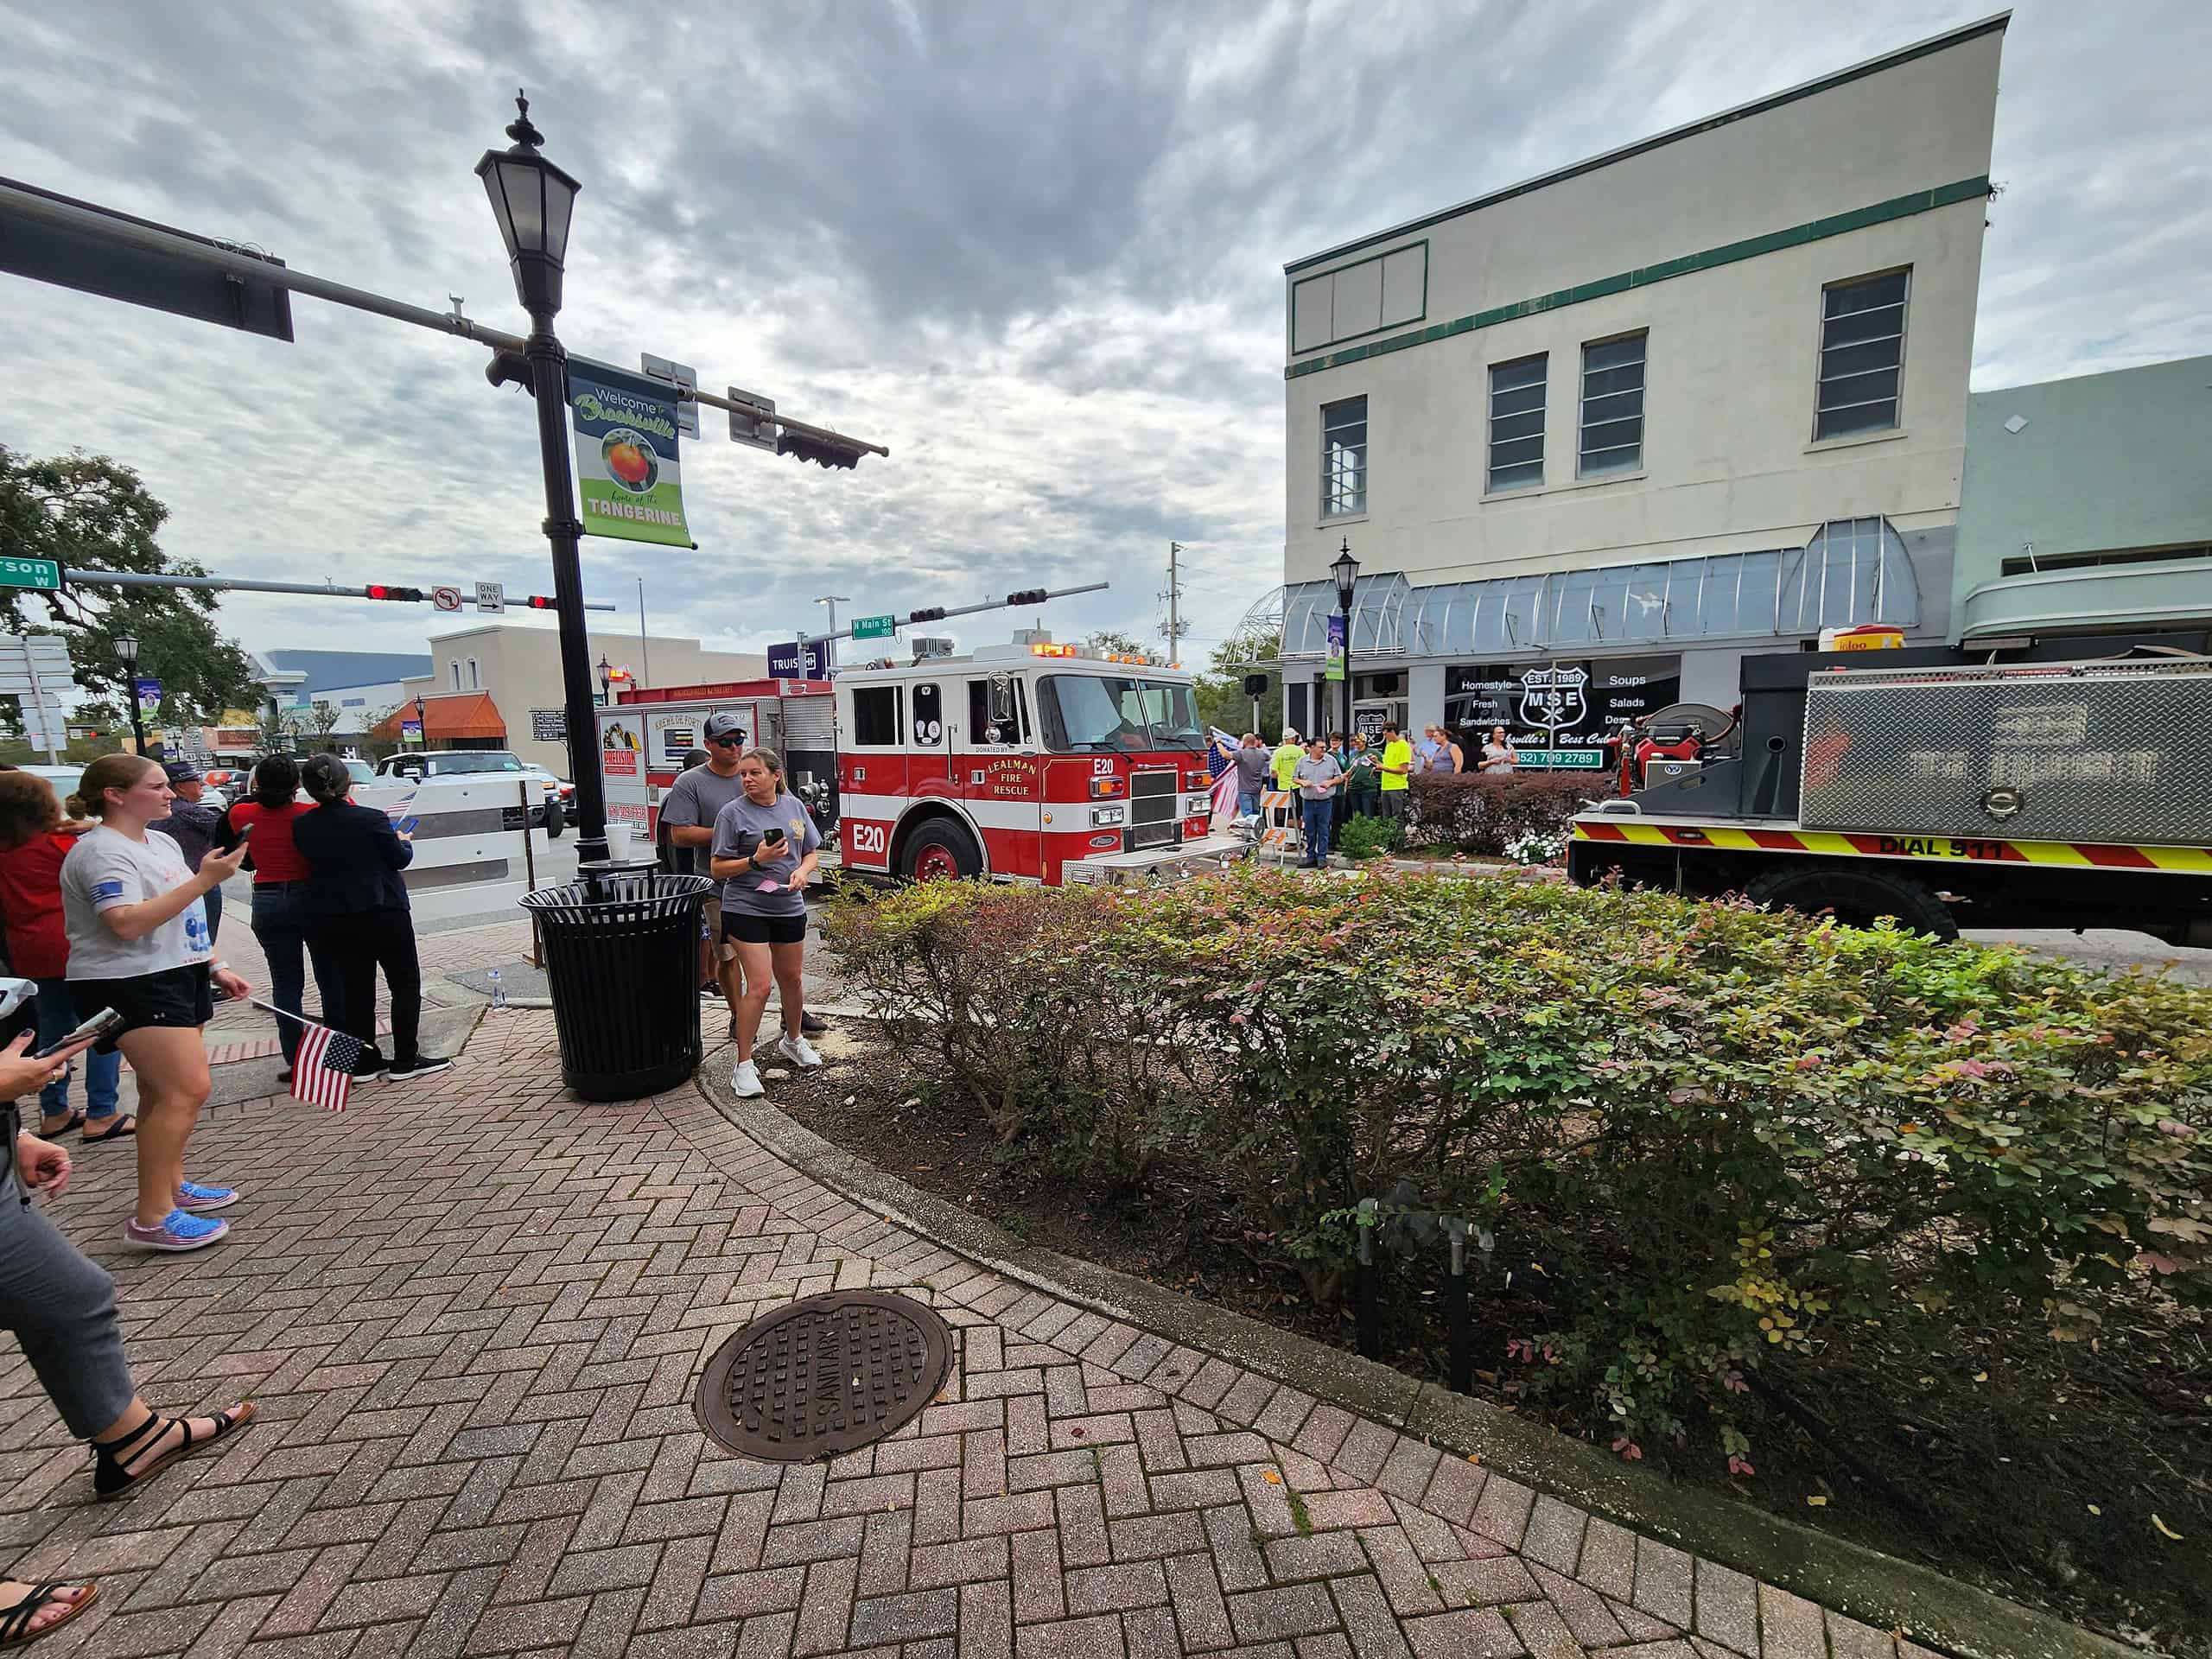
[291,1020,365,1112]
[1206,728,1243,830]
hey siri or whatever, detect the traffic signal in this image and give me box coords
[776,432,863,470]
[1005,589,1048,607]
[365,584,425,601]
[908,607,947,624]
[524,595,558,609]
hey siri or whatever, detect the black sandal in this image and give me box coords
[82,1116,135,1144]
[0,1581,97,1647]
[90,1402,255,1500]
[35,1113,83,1139]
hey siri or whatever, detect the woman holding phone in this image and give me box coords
[0,1014,253,1599]
[292,754,448,1083]
[709,749,822,1099]
[60,755,252,1252]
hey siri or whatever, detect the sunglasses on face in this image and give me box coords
[708,735,743,747]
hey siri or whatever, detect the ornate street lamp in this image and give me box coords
[1330,538,1359,749]
[476,92,608,863]
[114,631,148,756]
[413,692,428,749]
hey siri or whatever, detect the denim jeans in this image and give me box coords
[251,882,345,1068]
[33,980,120,1123]
[1236,785,1262,817]
[1300,797,1334,867]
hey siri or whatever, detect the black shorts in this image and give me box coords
[73,964,214,1052]
[722,912,807,947]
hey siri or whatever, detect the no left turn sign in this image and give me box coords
[432,586,463,613]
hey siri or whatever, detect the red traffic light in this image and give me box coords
[365,584,425,601]
[524,595,558,609]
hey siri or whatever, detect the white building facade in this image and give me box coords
[1279,14,2005,754]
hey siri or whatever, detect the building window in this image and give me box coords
[448,661,461,690]
[1579,334,1645,477]
[1486,355,1547,492]
[1320,397,1367,518]
[467,658,480,690]
[1815,270,1909,440]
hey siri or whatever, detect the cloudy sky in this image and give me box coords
[2,0,2205,677]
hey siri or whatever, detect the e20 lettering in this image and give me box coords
[849,823,889,858]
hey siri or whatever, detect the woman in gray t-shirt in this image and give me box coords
[709,749,823,1101]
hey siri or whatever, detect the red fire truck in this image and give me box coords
[594,634,1240,886]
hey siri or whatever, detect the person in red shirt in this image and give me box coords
[0,772,128,1141]
[214,756,343,1082]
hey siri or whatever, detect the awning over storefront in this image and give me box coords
[1282,517,1920,658]
[370,693,507,742]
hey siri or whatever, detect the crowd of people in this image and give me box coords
[1215,719,1522,864]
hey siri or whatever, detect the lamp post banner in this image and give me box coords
[569,360,691,547]
[1325,614,1346,683]
[134,676,162,715]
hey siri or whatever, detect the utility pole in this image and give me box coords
[1161,542,1185,664]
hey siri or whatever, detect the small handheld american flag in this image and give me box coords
[252,1001,365,1111]
[292,1021,365,1111]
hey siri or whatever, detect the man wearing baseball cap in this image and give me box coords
[151,760,227,942]
[658,715,826,1038]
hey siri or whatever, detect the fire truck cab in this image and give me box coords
[834,635,1237,886]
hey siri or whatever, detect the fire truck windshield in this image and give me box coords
[1039,675,1203,753]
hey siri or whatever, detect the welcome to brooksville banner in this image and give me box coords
[569,360,693,547]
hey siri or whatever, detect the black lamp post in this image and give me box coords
[114,631,148,757]
[477,94,608,865]
[595,654,612,702]
[413,693,428,750]
[1330,538,1359,749]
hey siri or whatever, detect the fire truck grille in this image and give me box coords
[1128,770,1179,851]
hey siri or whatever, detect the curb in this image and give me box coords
[696,1068,2142,1659]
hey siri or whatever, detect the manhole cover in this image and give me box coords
[694,1290,954,1463]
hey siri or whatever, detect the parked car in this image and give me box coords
[517,762,575,808]
[374,749,563,832]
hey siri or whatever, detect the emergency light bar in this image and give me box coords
[1031,643,1077,657]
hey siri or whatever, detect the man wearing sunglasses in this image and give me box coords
[658,715,825,1039]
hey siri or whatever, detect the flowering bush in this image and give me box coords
[1403,772,1603,856]
[1503,827,1567,867]
[825,869,2212,1465]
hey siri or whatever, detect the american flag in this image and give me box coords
[291,1020,365,1112]
[381,787,419,823]
[1205,728,1243,830]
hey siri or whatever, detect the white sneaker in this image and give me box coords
[775,1033,824,1071]
[730,1058,765,1097]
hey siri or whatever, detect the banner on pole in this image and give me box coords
[569,360,692,548]
[135,676,162,715]
[1325,614,1346,683]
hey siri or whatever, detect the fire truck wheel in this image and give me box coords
[1743,866,1958,940]
[902,819,982,882]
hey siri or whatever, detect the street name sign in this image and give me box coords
[766,640,830,679]
[0,557,61,591]
[851,614,897,641]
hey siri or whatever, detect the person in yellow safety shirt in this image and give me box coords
[1377,724,1414,823]
[1267,729,1303,838]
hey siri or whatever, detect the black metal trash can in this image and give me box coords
[520,871,714,1101]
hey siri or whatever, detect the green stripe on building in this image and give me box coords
[1284,175,1991,380]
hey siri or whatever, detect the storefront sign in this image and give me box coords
[1446,656,1682,749]
[531,709,566,742]
[599,712,644,777]
[570,360,692,547]
[1516,748,1607,770]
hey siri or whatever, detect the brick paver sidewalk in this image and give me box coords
[0,1012,1921,1658]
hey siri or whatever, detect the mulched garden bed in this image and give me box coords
[774,1020,2211,1656]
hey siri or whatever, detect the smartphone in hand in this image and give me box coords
[34,1007,123,1058]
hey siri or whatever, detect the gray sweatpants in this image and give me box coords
[0,1139,134,1438]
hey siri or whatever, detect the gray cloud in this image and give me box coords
[2,0,2205,674]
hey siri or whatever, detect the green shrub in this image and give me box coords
[1331,813,1402,861]
[1405,772,1605,855]
[825,869,2212,1465]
